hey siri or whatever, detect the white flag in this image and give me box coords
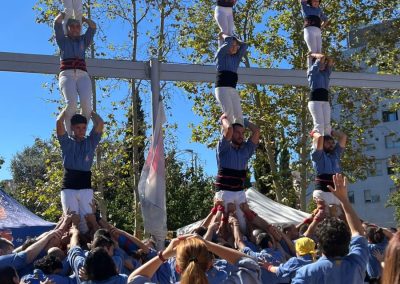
[138,100,167,250]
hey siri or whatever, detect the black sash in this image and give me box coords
[215,167,247,192]
[216,71,238,88]
[304,15,322,28]
[62,168,92,190]
[314,174,334,192]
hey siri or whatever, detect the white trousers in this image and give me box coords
[61,189,93,232]
[59,69,93,135]
[62,0,83,34]
[304,26,322,66]
[215,87,244,126]
[308,101,331,135]
[215,190,247,234]
[313,190,341,206]
[215,6,235,45]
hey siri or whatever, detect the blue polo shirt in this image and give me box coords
[0,251,27,270]
[311,144,344,175]
[292,235,368,284]
[307,60,332,91]
[217,136,257,170]
[276,255,313,279]
[367,240,387,279]
[301,3,328,21]
[58,130,102,172]
[215,37,248,73]
[54,22,96,61]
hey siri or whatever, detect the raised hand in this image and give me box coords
[327,174,348,203]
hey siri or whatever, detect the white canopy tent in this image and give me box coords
[177,188,311,235]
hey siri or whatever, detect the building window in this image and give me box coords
[348,191,355,203]
[382,111,398,122]
[364,190,371,203]
[365,144,376,151]
[367,160,383,176]
[385,135,400,149]
[387,158,397,175]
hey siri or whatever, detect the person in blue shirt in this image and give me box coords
[128,235,262,284]
[68,225,128,284]
[261,237,315,281]
[292,174,369,284]
[215,115,260,233]
[308,53,334,137]
[56,109,104,233]
[54,11,97,135]
[215,33,248,127]
[311,130,347,217]
[299,0,329,65]
[365,226,392,283]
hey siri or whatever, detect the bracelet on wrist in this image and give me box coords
[158,250,167,263]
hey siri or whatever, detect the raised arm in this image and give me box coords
[328,174,364,236]
[53,12,66,45]
[109,226,149,254]
[82,16,96,30]
[221,114,233,141]
[312,132,324,151]
[332,130,347,148]
[25,229,63,263]
[245,119,260,145]
[91,111,104,134]
[230,215,246,251]
[56,108,67,137]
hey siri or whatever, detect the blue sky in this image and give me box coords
[0,1,217,180]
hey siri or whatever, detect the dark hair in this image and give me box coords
[232,123,244,129]
[323,135,334,142]
[93,229,112,240]
[84,247,117,281]
[192,227,207,237]
[92,235,114,250]
[0,266,18,284]
[256,233,273,249]
[283,224,294,234]
[34,255,63,275]
[67,18,81,27]
[366,227,385,244]
[298,223,309,236]
[71,114,87,126]
[0,238,14,252]
[316,218,351,257]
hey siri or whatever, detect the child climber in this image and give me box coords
[307,53,334,136]
[300,0,329,65]
[215,33,248,127]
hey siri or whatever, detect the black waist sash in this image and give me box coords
[304,15,322,28]
[215,167,247,192]
[62,168,92,190]
[215,71,238,88]
[309,88,329,101]
[314,174,334,192]
[217,0,234,7]
[60,58,87,72]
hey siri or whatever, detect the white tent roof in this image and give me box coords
[177,188,311,235]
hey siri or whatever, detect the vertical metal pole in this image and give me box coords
[150,58,161,132]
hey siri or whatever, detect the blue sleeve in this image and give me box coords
[243,140,257,160]
[58,133,71,152]
[0,252,27,270]
[89,128,102,149]
[237,42,248,60]
[128,276,156,284]
[333,144,344,159]
[242,247,258,259]
[276,258,299,278]
[67,246,86,277]
[311,148,323,162]
[326,65,332,77]
[346,236,369,271]
[216,37,234,58]
[83,26,96,49]
[54,21,65,47]
[217,135,231,155]
[226,257,262,283]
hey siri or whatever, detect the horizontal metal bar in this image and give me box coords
[0,52,399,89]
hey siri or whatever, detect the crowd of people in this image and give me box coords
[1,0,398,283]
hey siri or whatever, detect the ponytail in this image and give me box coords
[180,261,209,284]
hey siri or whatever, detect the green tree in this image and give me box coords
[165,150,214,230]
[176,0,399,210]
